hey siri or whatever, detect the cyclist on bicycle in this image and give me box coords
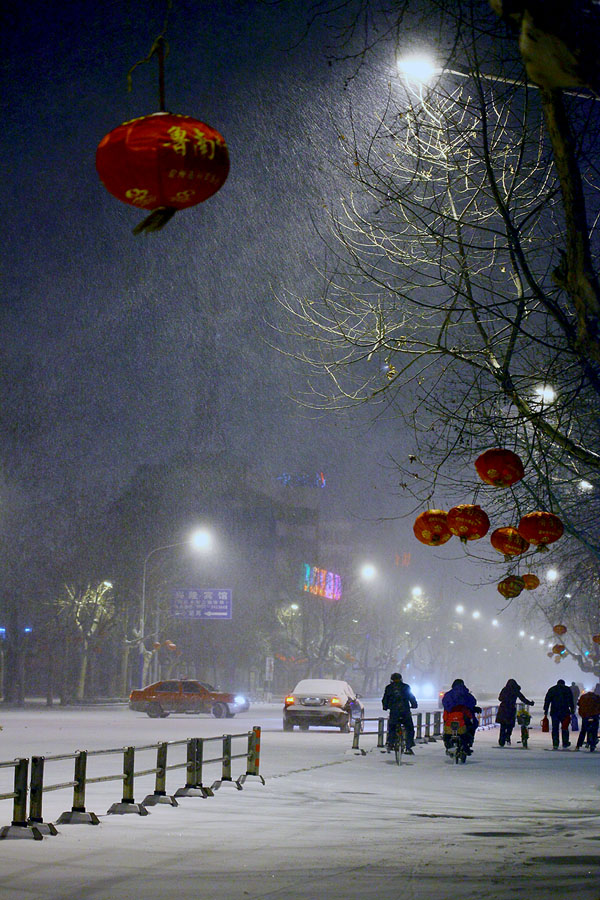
[382,673,418,755]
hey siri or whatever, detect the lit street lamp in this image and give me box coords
[139,528,212,687]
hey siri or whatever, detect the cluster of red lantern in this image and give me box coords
[413,448,568,605]
[152,639,177,652]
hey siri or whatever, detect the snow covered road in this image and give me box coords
[0,702,598,899]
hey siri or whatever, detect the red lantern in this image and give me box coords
[517,512,564,549]
[474,448,525,487]
[522,573,540,590]
[490,526,530,558]
[447,504,490,542]
[552,624,567,636]
[96,112,230,233]
[592,634,600,644]
[546,651,554,658]
[497,575,525,598]
[152,641,162,650]
[413,510,452,546]
[552,644,566,654]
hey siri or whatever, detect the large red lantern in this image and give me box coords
[490,526,530,558]
[522,573,540,590]
[497,575,525,598]
[517,512,564,549]
[413,510,452,546]
[592,634,600,644]
[96,112,230,233]
[474,448,525,487]
[552,644,566,654]
[447,504,490,542]
[552,624,567,636]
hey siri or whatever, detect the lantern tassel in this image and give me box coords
[132,206,177,235]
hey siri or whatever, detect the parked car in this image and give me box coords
[283,678,364,732]
[129,680,250,719]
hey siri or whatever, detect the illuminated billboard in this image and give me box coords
[302,564,342,601]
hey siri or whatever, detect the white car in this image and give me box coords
[283,678,364,732]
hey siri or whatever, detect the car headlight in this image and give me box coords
[284,696,295,706]
[330,697,341,706]
[234,695,246,705]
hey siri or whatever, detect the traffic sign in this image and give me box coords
[171,588,232,619]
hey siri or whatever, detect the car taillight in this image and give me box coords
[330,697,341,706]
[285,696,295,706]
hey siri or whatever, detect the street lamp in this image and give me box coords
[138,527,212,687]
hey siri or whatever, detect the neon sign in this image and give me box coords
[303,564,342,601]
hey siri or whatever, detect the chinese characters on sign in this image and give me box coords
[171,589,232,619]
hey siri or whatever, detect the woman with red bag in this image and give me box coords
[543,679,575,749]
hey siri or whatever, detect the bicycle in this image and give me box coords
[390,722,406,765]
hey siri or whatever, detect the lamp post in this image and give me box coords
[138,528,212,687]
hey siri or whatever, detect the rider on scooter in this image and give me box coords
[441,678,481,754]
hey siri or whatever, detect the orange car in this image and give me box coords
[129,679,250,719]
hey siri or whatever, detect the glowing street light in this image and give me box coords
[139,527,214,687]
[534,384,556,404]
[411,586,423,599]
[472,610,481,620]
[360,563,377,581]
[455,604,465,614]
[492,619,499,627]
[396,53,440,83]
[546,568,559,582]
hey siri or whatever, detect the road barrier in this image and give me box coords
[0,726,264,841]
[351,711,442,754]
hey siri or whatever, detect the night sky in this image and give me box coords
[1,0,572,687]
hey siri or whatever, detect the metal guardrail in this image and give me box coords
[351,711,443,753]
[0,726,264,841]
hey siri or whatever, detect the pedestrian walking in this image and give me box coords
[496,678,534,746]
[575,690,600,751]
[543,678,575,749]
[569,681,581,706]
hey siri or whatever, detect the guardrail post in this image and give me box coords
[415,712,424,742]
[211,734,242,792]
[142,742,178,807]
[175,738,212,798]
[424,712,432,741]
[377,717,385,748]
[107,746,149,815]
[433,711,442,737]
[0,759,43,840]
[27,756,58,835]
[57,751,100,825]
[237,726,266,785]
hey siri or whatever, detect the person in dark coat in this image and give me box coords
[543,678,575,749]
[382,673,418,754]
[442,678,480,753]
[570,682,581,706]
[496,678,534,746]
[575,690,600,751]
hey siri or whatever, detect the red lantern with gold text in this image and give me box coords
[552,644,566,654]
[490,526,530,559]
[447,504,490,542]
[517,512,564,550]
[497,575,525,598]
[552,624,567,636]
[522,573,540,590]
[96,112,230,234]
[474,448,525,487]
[413,510,452,546]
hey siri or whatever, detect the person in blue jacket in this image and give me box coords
[442,678,481,753]
[382,673,418,754]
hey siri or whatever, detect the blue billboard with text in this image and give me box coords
[171,588,232,619]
